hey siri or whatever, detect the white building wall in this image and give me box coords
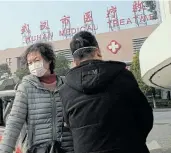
[159,0,171,21]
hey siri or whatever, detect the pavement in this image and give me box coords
[146,109,171,153]
[153,108,171,112]
[150,149,171,153]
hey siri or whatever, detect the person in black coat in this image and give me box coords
[59,31,153,153]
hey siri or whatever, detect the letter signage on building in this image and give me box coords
[20,0,160,43]
[21,20,53,45]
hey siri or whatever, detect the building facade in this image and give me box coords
[159,0,171,21]
[0,24,158,74]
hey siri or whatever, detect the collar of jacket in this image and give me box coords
[22,74,63,92]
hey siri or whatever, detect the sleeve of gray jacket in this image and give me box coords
[0,83,28,153]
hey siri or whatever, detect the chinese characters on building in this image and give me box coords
[21,20,53,45]
[106,0,155,31]
[59,11,98,38]
[132,0,148,26]
[84,11,97,34]
[21,24,32,44]
[21,0,159,43]
[106,6,120,31]
[40,20,53,42]
[59,15,72,39]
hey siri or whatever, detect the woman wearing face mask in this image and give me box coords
[0,42,74,153]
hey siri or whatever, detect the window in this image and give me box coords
[6,58,12,66]
[16,57,22,68]
[132,37,147,54]
[55,49,73,62]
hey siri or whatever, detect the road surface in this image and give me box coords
[147,109,171,153]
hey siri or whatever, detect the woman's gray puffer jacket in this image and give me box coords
[0,74,74,153]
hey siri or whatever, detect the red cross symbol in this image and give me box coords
[107,40,121,54]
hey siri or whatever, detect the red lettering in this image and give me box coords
[133,15,138,20]
[107,20,112,25]
[132,1,146,12]
[59,24,98,37]
[25,36,31,44]
[126,18,132,24]
[113,19,119,26]
[59,29,65,36]
[66,29,71,35]
[60,16,70,25]
[133,15,138,23]
[148,14,153,20]
[140,15,148,22]
[120,19,125,25]
[84,11,93,23]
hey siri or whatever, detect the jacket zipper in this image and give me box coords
[51,92,57,141]
[27,77,63,141]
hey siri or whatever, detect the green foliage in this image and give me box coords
[54,54,70,76]
[144,1,158,20]
[0,63,11,77]
[15,68,29,80]
[130,52,152,94]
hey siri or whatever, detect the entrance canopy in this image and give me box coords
[139,15,171,90]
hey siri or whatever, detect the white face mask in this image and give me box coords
[28,60,47,77]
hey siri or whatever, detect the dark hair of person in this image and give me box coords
[22,42,56,74]
[70,31,99,60]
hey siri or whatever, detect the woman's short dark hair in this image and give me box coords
[22,42,56,74]
[70,31,99,60]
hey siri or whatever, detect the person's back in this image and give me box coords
[59,31,153,153]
